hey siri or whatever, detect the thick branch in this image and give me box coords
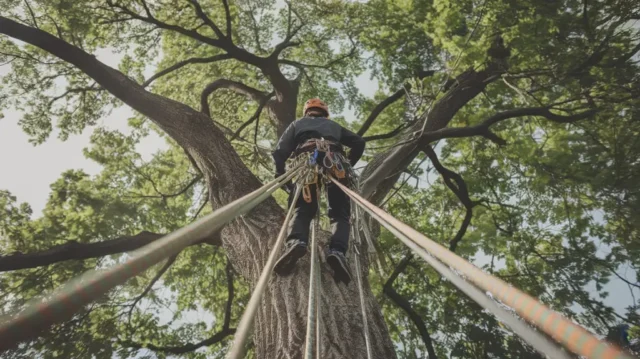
[142,54,231,88]
[360,64,505,200]
[0,232,159,272]
[425,107,598,145]
[200,79,269,117]
[0,231,219,272]
[384,255,438,359]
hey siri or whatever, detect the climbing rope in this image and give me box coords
[351,210,374,359]
[304,216,321,359]
[225,183,303,359]
[0,166,303,351]
[330,177,634,359]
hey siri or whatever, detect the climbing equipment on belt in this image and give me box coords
[289,138,352,203]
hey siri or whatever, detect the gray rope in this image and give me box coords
[352,209,374,359]
[304,217,320,359]
[0,166,303,351]
[335,179,573,359]
[225,183,303,359]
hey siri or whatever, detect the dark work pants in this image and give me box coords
[286,179,351,253]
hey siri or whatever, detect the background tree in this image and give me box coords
[1,0,639,358]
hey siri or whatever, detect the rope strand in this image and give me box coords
[330,176,634,359]
[0,166,302,351]
[226,183,304,359]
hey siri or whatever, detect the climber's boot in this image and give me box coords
[274,239,308,275]
[326,248,352,285]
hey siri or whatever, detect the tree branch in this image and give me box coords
[122,327,236,354]
[142,54,231,88]
[127,253,179,323]
[192,192,210,220]
[200,79,269,117]
[105,0,223,48]
[128,174,203,200]
[363,124,408,142]
[221,0,232,38]
[123,255,235,354]
[270,2,303,58]
[359,61,507,201]
[47,86,102,107]
[24,0,39,28]
[384,254,438,359]
[188,0,225,39]
[358,70,435,136]
[358,89,405,136]
[425,107,598,145]
[278,43,356,70]
[0,231,219,272]
[230,91,274,141]
[423,146,475,252]
[223,258,234,329]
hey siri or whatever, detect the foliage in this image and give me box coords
[1,0,639,358]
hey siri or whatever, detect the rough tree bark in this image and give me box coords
[0,17,397,359]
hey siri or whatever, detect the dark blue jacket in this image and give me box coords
[272,116,365,176]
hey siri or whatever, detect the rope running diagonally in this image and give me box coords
[330,177,636,359]
[0,166,303,351]
[225,183,303,359]
[351,195,571,359]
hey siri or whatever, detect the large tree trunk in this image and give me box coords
[0,17,397,359]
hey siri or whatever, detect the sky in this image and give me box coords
[0,18,638,359]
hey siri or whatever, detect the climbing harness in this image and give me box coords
[293,138,352,204]
[0,166,303,352]
[329,177,634,359]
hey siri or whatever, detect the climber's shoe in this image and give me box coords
[326,248,352,285]
[274,239,308,275]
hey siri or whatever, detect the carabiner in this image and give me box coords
[303,184,312,203]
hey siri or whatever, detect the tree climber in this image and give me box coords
[272,98,365,284]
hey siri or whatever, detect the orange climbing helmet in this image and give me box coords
[303,98,329,118]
